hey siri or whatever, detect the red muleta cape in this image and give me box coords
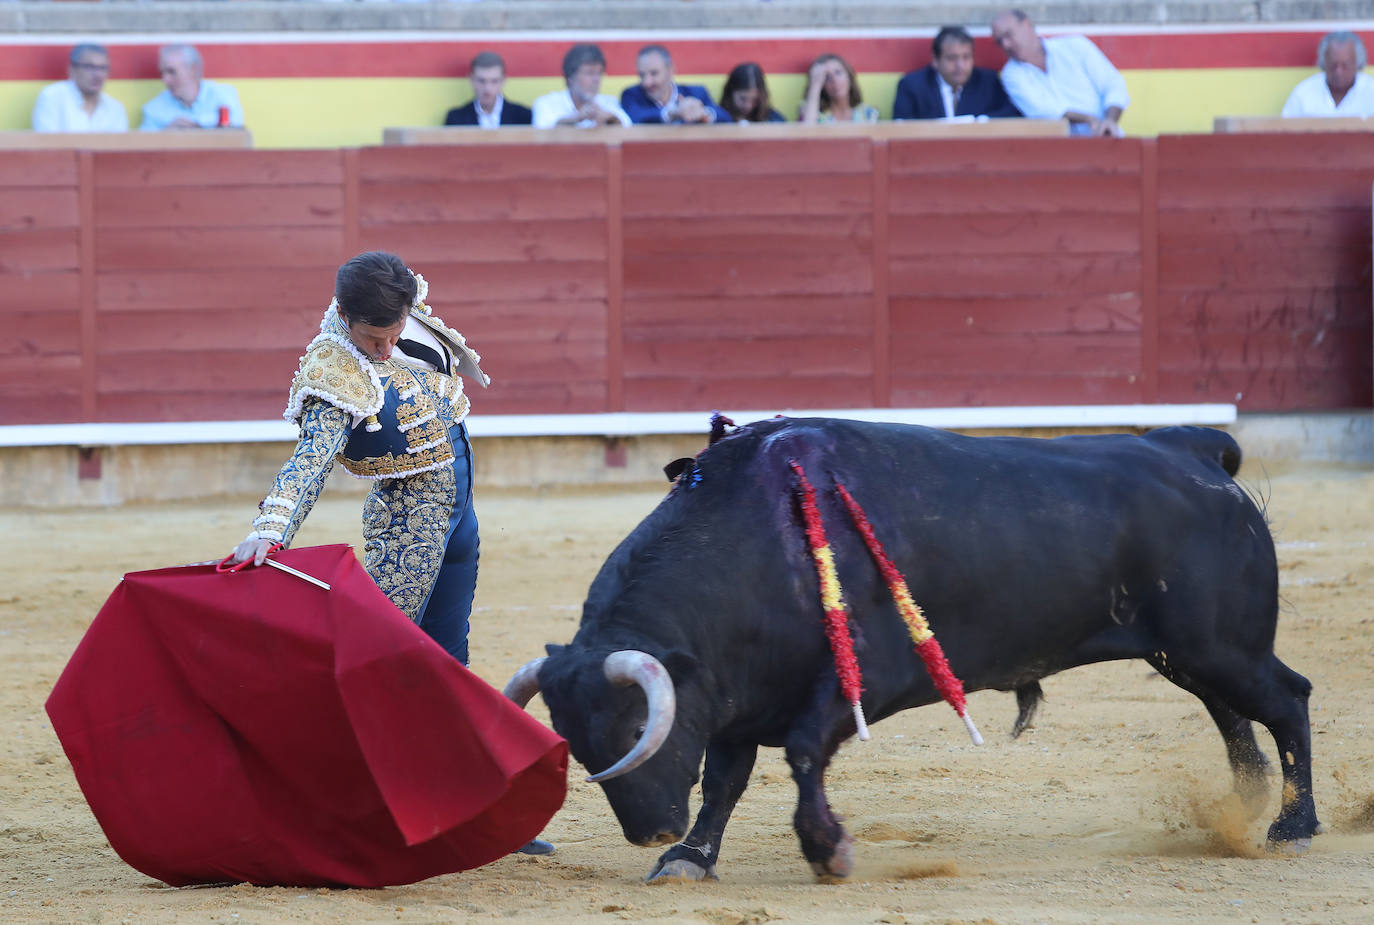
[46,544,568,888]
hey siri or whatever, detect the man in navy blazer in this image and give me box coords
[620,44,730,124]
[444,51,533,127]
[893,26,1021,120]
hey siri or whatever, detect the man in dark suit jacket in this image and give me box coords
[444,51,533,127]
[620,44,731,124]
[893,26,1021,120]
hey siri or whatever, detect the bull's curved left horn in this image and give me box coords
[502,656,546,707]
[587,650,677,783]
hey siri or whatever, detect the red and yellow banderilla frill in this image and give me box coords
[790,460,982,746]
[790,460,870,740]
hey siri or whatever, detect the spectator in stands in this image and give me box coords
[1281,32,1374,118]
[620,44,730,124]
[798,53,879,124]
[32,43,128,132]
[140,44,244,131]
[991,9,1128,136]
[445,51,532,127]
[532,44,631,128]
[893,26,1021,120]
[719,62,787,122]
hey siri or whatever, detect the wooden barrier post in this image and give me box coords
[1139,138,1159,404]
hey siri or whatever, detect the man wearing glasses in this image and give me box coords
[32,43,129,132]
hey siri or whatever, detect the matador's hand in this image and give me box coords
[229,537,278,567]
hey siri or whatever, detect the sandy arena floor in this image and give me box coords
[1,458,1371,925]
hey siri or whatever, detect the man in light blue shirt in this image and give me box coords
[991,9,1129,137]
[140,44,244,131]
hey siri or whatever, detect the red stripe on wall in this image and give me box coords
[1,30,1367,81]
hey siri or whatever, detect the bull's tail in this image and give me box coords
[1145,425,1242,477]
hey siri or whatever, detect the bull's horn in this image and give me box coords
[502,656,546,707]
[586,650,677,783]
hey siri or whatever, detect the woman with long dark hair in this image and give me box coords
[719,62,786,122]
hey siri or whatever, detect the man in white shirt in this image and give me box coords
[991,9,1129,137]
[32,43,129,133]
[1281,32,1374,118]
[532,44,631,129]
[140,44,244,131]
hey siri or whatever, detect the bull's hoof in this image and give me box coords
[1265,837,1311,856]
[808,833,855,883]
[645,858,717,883]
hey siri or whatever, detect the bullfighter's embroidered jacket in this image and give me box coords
[246,300,488,546]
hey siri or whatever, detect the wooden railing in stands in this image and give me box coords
[1,128,1369,425]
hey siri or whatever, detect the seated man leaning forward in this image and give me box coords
[991,9,1128,136]
[893,26,1021,120]
[532,44,631,128]
[32,42,128,132]
[140,44,244,130]
[1281,31,1374,118]
[445,51,532,127]
[620,44,730,124]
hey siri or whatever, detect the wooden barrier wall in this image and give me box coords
[2,135,1370,426]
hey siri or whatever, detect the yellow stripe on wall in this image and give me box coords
[0,68,1329,147]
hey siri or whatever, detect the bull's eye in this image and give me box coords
[634,724,646,741]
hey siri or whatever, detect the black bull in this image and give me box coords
[505,418,1320,881]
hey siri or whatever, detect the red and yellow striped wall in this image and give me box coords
[1,25,1372,146]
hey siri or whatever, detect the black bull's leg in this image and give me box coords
[647,740,759,882]
[784,677,859,880]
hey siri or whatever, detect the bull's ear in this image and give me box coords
[544,643,565,657]
[660,648,700,685]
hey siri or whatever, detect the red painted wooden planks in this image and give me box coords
[1157,287,1368,328]
[891,294,1142,335]
[889,211,1140,256]
[623,374,875,412]
[887,173,1142,215]
[623,334,872,378]
[0,270,80,313]
[1157,170,1374,211]
[1157,207,1370,249]
[1159,133,1374,172]
[422,261,607,303]
[0,151,79,187]
[96,390,287,423]
[0,310,81,357]
[623,214,872,257]
[622,138,872,177]
[95,227,344,271]
[98,308,324,354]
[95,185,344,230]
[1158,248,1371,291]
[93,150,345,188]
[96,267,330,312]
[624,295,873,338]
[889,253,1142,298]
[888,332,1140,376]
[889,138,1142,176]
[457,298,606,331]
[890,373,1144,408]
[360,178,609,223]
[97,349,302,393]
[358,218,608,264]
[359,145,607,183]
[0,228,80,272]
[475,380,608,415]
[623,174,871,219]
[0,188,80,232]
[623,253,872,299]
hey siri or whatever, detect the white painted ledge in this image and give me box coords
[0,404,1237,448]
